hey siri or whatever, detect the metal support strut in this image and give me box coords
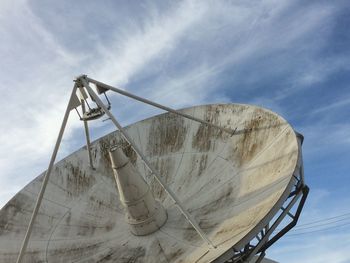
[16,85,78,263]
[80,96,94,169]
[86,77,236,136]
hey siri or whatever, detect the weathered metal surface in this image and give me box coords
[109,146,167,236]
[0,104,298,263]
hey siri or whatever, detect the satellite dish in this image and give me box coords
[0,76,308,263]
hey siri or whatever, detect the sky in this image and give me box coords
[0,0,350,262]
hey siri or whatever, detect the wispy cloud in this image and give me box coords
[269,191,350,263]
[270,231,350,263]
[0,0,215,208]
[90,0,209,85]
[0,0,83,206]
[309,96,350,116]
[0,0,342,201]
[1,3,350,262]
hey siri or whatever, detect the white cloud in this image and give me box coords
[268,189,350,263]
[0,0,216,208]
[3,0,332,198]
[0,0,84,207]
[90,0,209,86]
[0,0,347,234]
[310,96,350,116]
[300,122,350,158]
[1,1,350,262]
[270,231,350,263]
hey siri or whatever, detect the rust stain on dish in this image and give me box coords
[65,162,96,197]
[192,105,227,152]
[147,114,187,157]
[235,109,282,166]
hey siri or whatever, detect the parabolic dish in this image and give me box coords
[0,103,300,262]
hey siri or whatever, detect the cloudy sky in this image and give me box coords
[1,0,350,262]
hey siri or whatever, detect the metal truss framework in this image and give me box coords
[222,135,309,263]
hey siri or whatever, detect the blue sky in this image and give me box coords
[1,0,350,262]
